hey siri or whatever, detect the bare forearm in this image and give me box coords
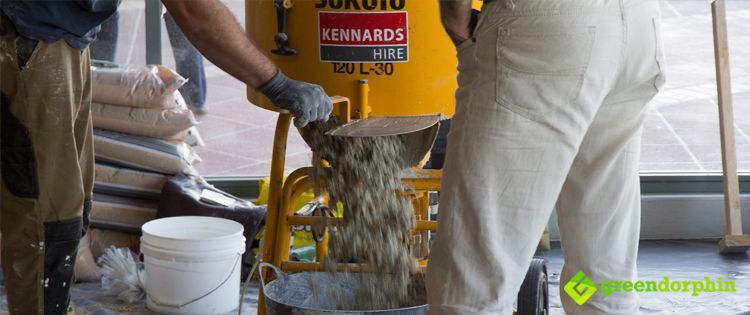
[438,0,474,45]
[162,0,277,88]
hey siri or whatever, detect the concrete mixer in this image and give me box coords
[244,1,549,314]
[246,0,457,117]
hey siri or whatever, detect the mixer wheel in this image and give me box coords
[517,258,549,315]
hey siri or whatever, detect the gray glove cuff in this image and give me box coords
[257,70,288,102]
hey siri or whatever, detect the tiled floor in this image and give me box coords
[110,0,750,176]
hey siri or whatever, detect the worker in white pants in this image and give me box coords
[427,0,665,314]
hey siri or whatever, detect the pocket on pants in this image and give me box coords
[456,39,476,99]
[652,18,666,91]
[15,36,40,70]
[495,26,596,121]
[456,39,477,114]
[456,39,476,75]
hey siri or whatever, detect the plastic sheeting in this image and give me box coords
[537,240,750,315]
[157,173,267,280]
[1,240,747,314]
[0,281,262,315]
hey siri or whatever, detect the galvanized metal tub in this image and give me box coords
[260,263,428,315]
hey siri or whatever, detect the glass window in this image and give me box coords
[109,0,312,177]
[641,0,750,173]
[113,0,750,177]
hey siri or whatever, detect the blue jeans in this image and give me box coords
[164,12,206,108]
[90,11,119,62]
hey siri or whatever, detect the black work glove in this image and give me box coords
[257,70,333,128]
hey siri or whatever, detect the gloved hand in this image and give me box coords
[257,70,333,128]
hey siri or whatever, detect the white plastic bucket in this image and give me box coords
[141,216,246,315]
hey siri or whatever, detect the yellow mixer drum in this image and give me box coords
[245,0,460,117]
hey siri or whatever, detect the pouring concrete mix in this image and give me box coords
[303,120,420,310]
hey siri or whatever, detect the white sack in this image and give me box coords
[94,129,201,175]
[92,65,187,109]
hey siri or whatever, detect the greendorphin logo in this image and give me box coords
[564,271,598,305]
[564,271,737,305]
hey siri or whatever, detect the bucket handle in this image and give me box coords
[258,262,286,291]
[147,253,242,309]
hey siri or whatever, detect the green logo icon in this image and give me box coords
[564,271,598,305]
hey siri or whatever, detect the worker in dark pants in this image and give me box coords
[0,1,330,313]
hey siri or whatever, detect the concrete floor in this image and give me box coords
[104,0,750,177]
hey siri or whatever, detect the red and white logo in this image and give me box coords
[319,11,409,63]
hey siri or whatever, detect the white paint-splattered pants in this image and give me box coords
[426,0,665,314]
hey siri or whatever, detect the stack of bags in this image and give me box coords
[76,64,205,282]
